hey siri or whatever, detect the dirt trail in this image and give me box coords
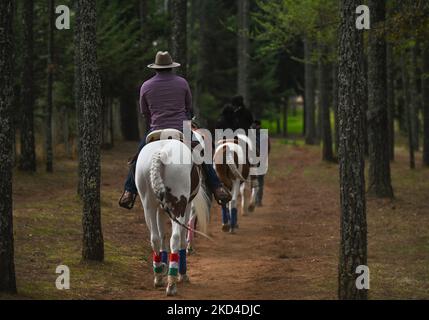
[120,142,339,300]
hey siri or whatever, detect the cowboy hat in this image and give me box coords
[147,51,181,69]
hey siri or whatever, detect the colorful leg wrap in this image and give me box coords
[153,252,163,274]
[168,252,179,277]
[179,249,187,275]
[160,251,168,265]
[222,205,230,224]
[230,208,237,227]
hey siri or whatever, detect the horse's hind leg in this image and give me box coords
[240,180,249,216]
[157,209,169,276]
[229,179,240,233]
[179,206,191,283]
[221,204,230,232]
[144,202,164,288]
[166,217,183,296]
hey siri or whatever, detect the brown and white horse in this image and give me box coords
[135,129,211,296]
[213,134,258,233]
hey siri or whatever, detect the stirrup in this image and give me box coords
[118,191,137,210]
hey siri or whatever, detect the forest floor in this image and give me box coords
[1,138,429,300]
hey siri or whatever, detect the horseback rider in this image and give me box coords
[119,51,232,209]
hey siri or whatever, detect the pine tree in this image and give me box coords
[337,0,368,300]
[79,0,104,261]
[0,0,17,293]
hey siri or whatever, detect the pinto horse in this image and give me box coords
[213,134,258,233]
[135,129,211,296]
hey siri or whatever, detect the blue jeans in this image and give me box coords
[124,134,221,194]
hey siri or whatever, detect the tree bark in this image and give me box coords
[237,0,250,108]
[79,0,104,261]
[337,0,368,300]
[367,0,394,198]
[333,63,339,157]
[401,53,415,169]
[319,46,334,162]
[386,43,395,161]
[423,43,429,167]
[20,0,36,172]
[0,0,17,293]
[75,0,83,197]
[410,45,420,152]
[304,38,316,145]
[171,0,187,78]
[46,0,54,173]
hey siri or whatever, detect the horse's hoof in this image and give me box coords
[166,283,178,296]
[222,224,230,232]
[248,203,255,212]
[187,245,194,255]
[154,276,164,288]
[178,274,190,283]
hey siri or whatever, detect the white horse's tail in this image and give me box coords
[226,148,246,182]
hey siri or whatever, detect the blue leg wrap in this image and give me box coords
[231,208,238,227]
[179,249,187,275]
[161,251,168,265]
[222,205,230,224]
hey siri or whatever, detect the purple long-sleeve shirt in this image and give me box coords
[140,71,193,131]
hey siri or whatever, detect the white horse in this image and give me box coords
[213,135,258,233]
[135,130,211,296]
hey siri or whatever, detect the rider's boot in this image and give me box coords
[119,190,137,210]
[213,184,232,205]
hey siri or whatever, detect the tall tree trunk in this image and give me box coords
[386,43,395,161]
[237,0,250,108]
[367,0,394,198]
[423,43,429,167]
[119,92,140,141]
[79,0,104,261]
[20,0,36,172]
[75,0,83,197]
[410,45,420,152]
[0,0,17,293]
[304,38,316,145]
[337,0,367,300]
[333,63,340,157]
[46,0,54,172]
[319,46,334,162]
[401,53,415,169]
[171,0,187,78]
[282,99,288,137]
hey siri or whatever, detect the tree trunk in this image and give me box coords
[119,92,140,141]
[333,63,339,157]
[237,0,250,108]
[423,43,429,167]
[46,0,54,173]
[401,53,415,169]
[386,43,395,161]
[0,0,17,293]
[337,0,367,300]
[79,0,104,261]
[75,0,84,197]
[304,38,316,145]
[319,46,334,162]
[410,45,420,152]
[282,100,288,137]
[171,0,187,78]
[367,0,394,198]
[20,0,36,172]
